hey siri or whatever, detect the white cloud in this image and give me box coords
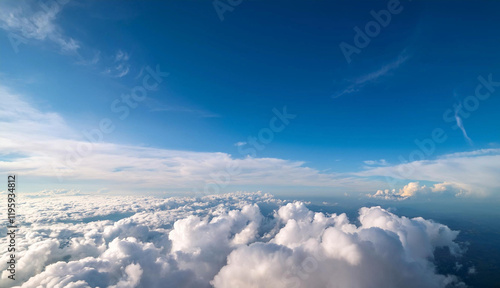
[363,159,388,166]
[0,192,466,287]
[439,148,500,158]
[454,103,473,145]
[115,50,130,62]
[103,50,131,78]
[367,181,469,200]
[0,0,79,53]
[0,2,121,71]
[358,149,500,197]
[1,85,497,198]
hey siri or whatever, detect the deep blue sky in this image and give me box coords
[1,0,499,196]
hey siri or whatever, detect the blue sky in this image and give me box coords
[1,0,500,198]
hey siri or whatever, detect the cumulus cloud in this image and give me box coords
[368,181,470,200]
[214,202,464,288]
[0,192,467,287]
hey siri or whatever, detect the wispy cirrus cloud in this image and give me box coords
[439,148,500,159]
[454,103,473,145]
[332,54,409,99]
[102,50,131,78]
[0,1,133,76]
[363,159,388,166]
[0,0,79,53]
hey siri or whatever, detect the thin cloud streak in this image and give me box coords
[454,103,473,145]
[332,54,409,99]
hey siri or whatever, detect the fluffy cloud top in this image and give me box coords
[0,192,467,287]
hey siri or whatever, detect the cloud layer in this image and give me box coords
[0,85,381,194]
[2,84,499,198]
[0,192,466,287]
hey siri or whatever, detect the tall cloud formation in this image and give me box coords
[0,192,466,287]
